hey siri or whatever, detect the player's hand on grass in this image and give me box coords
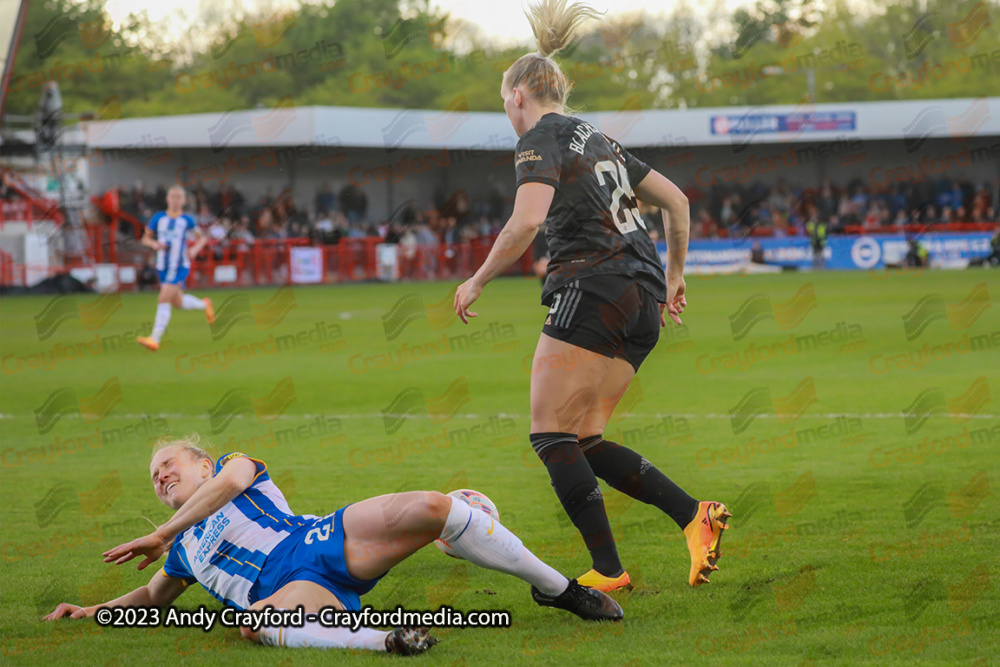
[454,278,482,324]
[103,531,170,570]
[44,603,89,620]
[664,277,687,326]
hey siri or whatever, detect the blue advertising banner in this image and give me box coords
[657,232,993,271]
[710,112,856,136]
[826,233,994,269]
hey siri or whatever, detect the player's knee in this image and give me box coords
[240,625,260,643]
[425,491,452,522]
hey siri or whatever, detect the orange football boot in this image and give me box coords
[577,569,633,592]
[683,501,732,586]
[136,336,159,351]
[203,298,215,324]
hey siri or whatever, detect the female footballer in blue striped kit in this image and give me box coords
[136,185,215,351]
[45,435,622,654]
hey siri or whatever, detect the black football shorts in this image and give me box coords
[541,274,661,371]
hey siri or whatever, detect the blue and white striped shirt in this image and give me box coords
[160,452,316,609]
[147,212,196,281]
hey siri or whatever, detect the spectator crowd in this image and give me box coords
[108,180,513,253]
[98,173,1000,255]
[678,176,1000,240]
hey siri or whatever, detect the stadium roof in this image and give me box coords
[80,97,998,152]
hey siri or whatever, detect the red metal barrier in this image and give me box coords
[82,223,120,264]
[187,238,309,287]
[0,168,65,228]
[180,236,533,288]
[89,195,144,239]
[4,225,994,289]
[0,249,18,284]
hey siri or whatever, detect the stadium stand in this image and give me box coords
[2,97,998,288]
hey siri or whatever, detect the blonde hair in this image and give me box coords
[505,0,602,110]
[152,433,213,466]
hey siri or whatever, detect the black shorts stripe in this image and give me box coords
[556,288,580,327]
[563,287,583,327]
[552,288,572,327]
[556,282,582,328]
[555,289,572,328]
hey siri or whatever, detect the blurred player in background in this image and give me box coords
[136,185,214,351]
[454,0,730,593]
[45,436,622,655]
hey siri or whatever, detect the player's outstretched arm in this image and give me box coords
[44,570,188,620]
[454,182,554,323]
[187,227,208,260]
[635,170,689,325]
[104,457,257,570]
[141,227,166,251]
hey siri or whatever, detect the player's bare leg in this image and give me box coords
[178,288,213,323]
[530,334,620,434]
[529,333,624,583]
[342,491,621,621]
[241,580,434,654]
[341,491,453,579]
[576,356,636,438]
[137,284,182,351]
[242,580,345,642]
[137,284,214,351]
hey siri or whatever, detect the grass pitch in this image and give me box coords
[1,269,998,665]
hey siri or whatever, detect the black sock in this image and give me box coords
[580,435,699,530]
[529,432,622,577]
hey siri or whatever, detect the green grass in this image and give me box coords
[1,270,998,666]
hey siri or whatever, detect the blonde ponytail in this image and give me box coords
[504,0,602,110]
[526,0,600,58]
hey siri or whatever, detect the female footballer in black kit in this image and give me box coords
[454,0,731,593]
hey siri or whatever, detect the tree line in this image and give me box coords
[6,0,997,120]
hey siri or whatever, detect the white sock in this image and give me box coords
[259,622,388,650]
[151,303,172,343]
[439,498,569,597]
[181,294,206,310]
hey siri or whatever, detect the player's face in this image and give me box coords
[167,188,185,211]
[150,446,212,509]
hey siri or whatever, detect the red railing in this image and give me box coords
[171,236,533,289]
[3,213,994,289]
[89,196,145,241]
[0,249,18,284]
[187,238,309,287]
[0,171,64,228]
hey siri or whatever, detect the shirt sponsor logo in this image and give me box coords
[195,512,231,563]
[515,149,543,166]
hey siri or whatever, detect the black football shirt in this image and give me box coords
[513,112,667,305]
